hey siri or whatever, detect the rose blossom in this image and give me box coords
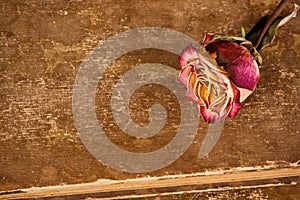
[179,34,259,123]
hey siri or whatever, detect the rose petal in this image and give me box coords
[199,106,219,123]
[199,81,210,107]
[205,40,246,66]
[204,40,260,91]
[237,87,253,102]
[185,73,200,103]
[179,45,200,67]
[203,33,215,43]
[228,85,242,118]
[226,56,259,91]
[178,65,193,86]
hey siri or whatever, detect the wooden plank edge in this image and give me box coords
[1,165,300,199]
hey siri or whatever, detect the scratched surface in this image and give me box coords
[0,0,299,192]
[140,184,300,200]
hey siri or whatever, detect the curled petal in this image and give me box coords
[237,87,253,102]
[199,106,220,123]
[178,65,193,86]
[204,40,260,92]
[203,33,215,43]
[186,72,201,103]
[205,40,245,65]
[179,45,201,68]
[228,85,242,118]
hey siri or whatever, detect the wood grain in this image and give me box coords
[1,166,299,199]
[0,0,299,197]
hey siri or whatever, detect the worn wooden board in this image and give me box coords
[0,0,299,197]
[1,166,300,199]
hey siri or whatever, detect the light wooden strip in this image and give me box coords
[1,167,300,199]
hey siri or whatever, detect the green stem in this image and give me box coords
[254,0,289,48]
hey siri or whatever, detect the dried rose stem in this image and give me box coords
[254,0,289,48]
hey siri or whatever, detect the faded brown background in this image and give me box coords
[0,0,299,192]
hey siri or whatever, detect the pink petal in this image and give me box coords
[226,57,259,91]
[179,45,200,68]
[237,87,253,102]
[202,33,215,43]
[205,40,245,65]
[204,40,260,91]
[228,84,242,118]
[199,106,220,123]
[178,65,193,86]
[185,73,200,103]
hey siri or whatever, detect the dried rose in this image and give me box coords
[179,2,299,123]
[179,45,242,123]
